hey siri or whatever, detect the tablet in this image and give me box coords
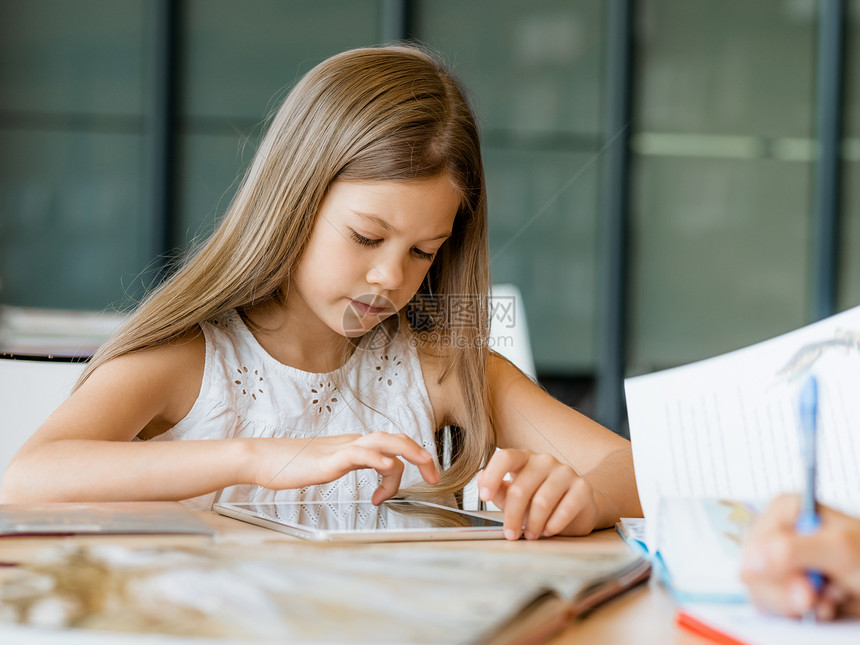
[213,499,506,542]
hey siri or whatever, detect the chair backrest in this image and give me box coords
[0,357,86,481]
[489,284,536,380]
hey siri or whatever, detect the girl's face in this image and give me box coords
[289,174,461,339]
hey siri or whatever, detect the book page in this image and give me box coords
[679,603,860,645]
[655,498,758,602]
[0,540,647,644]
[626,305,860,530]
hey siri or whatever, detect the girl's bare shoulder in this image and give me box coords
[84,327,206,433]
[26,327,206,445]
[96,327,204,383]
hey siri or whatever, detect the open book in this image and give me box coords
[624,305,860,639]
[0,539,649,644]
[618,499,758,603]
[626,304,860,548]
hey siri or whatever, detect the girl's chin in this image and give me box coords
[344,318,388,337]
[341,327,370,339]
[342,306,392,338]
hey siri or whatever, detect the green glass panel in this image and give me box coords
[0,0,147,117]
[839,1,860,310]
[178,132,261,246]
[630,0,816,372]
[182,0,380,119]
[629,156,810,372]
[0,0,150,312]
[0,130,151,310]
[418,0,605,372]
[177,0,379,252]
[637,0,815,137]
[840,163,860,309]
[418,0,604,136]
[486,147,599,371]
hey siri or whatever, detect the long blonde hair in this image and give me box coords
[80,45,494,499]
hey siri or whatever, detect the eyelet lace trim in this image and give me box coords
[374,352,403,387]
[234,366,264,400]
[308,380,339,415]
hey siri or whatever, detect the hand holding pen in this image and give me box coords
[741,494,860,620]
[741,376,860,620]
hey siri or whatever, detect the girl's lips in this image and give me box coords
[350,299,387,316]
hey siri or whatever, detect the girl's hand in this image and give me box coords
[248,432,440,505]
[476,449,597,540]
[740,494,860,619]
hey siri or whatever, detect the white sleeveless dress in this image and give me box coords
[145,309,448,515]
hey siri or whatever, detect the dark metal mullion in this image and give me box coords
[596,0,634,436]
[148,0,181,277]
[380,0,413,42]
[811,0,846,321]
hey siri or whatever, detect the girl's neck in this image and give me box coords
[241,299,356,373]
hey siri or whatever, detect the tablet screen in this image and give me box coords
[213,499,506,542]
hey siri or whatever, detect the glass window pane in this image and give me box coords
[0,131,151,310]
[629,156,810,370]
[418,0,604,136]
[630,0,816,372]
[418,0,605,371]
[486,149,600,371]
[636,0,815,137]
[0,1,150,311]
[0,0,147,117]
[178,132,260,245]
[839,0,860,309]
[178,0,380,246]
[182,0,380,119]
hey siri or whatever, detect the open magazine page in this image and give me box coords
[654,497,759,603]
[625,304,860,549]
[0,540,648,644]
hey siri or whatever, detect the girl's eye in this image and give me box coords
[411,247,435,261]
[350,231,381,247]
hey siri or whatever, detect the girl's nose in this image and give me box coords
[366,253,404,291]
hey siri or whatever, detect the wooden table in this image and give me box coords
[2,511,712,644]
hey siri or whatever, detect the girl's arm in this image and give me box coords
[476,353,642,539]
[0,333,438,503]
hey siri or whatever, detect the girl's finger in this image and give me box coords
[498,462,547,540]
[339,445,396,474]
[487,478,511,509]
[358,433,440,485]
[747,574,817,618]
[540,475,593,537]
[371,456,406,505]
[756,494,802,532]
[478,450,529,504]
[522,467,573,539]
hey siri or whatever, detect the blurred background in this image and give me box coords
[1,0,857,435]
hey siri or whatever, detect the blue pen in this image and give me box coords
[796,375,824,622]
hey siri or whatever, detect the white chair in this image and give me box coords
[457,284,536,510]
[488,283,536,382]
[0,357,86,483]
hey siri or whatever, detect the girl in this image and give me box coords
[1,45,641,540]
